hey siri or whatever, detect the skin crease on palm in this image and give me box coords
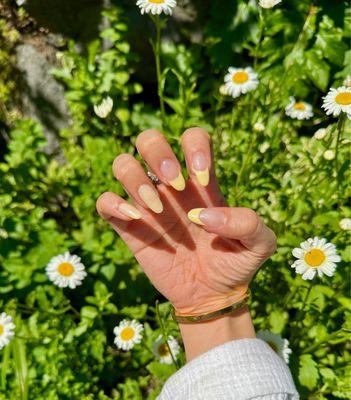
[96,127,277,316]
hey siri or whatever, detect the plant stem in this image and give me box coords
[153,16,167,129]
[230,105,236,132]
[302,328,349,354]
[155,301,179,369]
[300,280,313,312]
[334,113,346,177]
[279,5,317,87]
[253,11,264,69]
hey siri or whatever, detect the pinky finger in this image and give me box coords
[96,192,142,222]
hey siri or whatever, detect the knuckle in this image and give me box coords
[182,127,210,142]
[135,129,163,150]
[240,208,261,236]
[96,192,112,214]
[112,154,135,179]
[266,230,277,255]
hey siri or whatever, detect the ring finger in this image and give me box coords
[113,153,163,214]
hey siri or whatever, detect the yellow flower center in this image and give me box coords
[158,343,170,357]
[148,0,165,3]
[335,92,351,105]
[232,71,249,84]
[57,262,74,276]
[0,324,3,335]
[120,327,135,341]
[304,248,326,267]
[294,102,306,111]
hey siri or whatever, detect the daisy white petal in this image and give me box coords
[46,253,87,289]
[292,248,304,258]
[224,67,259,99]
[339,218,351,231]
[257,330,291,363]
[322,86,351,120]
[259,0,282,8]
[136,0,177,16]
[285,97,313,120]
[291,237,341,280]
[153,335,180,364]
[0,312,16,350]
[114,319,144,351]
[93,96,113,118]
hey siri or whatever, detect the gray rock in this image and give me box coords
[16,43,70,151]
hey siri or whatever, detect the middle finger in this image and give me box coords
[136,129,186,191]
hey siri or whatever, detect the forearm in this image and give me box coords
[179,305,256,361]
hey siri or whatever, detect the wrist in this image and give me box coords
[179,305,255,361]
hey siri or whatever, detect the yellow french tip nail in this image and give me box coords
[194,168,209,187]
[187,208,205,225]
[169,172,186,191]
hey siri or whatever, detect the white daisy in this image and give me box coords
[259,142,270,153]
[285,97,313,120]
[46,252,87,289]
[114,319,144,351]
[313,128,328,140]
[224,67,259,98]
[136,0,177,15]
[322,86,351,120]
[153,335,180,364]
[257,330,291,364]
[0,312,15,350]
[339,218,351,231]
[291,237,341,280]
[259,0,282,8]
[93,96,113,118]
[323,149,335,160]
[253,122,265,132]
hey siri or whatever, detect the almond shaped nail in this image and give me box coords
[169,172,186,191]
[138,184,163,214]
[187,208,205,225]
[119,203,142,220]
[194,168,209,187]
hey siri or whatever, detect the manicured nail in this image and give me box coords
[192,151,209,187]
[160,159,185,191]
[138,184,163,214]
[198,209,227,227]
[118,203,142,220]
[188,208,227,227]
[187,208,205,225]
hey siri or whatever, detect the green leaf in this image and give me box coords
[299,354,319,390]
[305,49,330,90]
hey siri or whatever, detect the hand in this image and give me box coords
[96,127,276,316]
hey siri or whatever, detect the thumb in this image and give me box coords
[188,207,276,257]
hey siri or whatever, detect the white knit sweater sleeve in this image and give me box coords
[158,338,299,400]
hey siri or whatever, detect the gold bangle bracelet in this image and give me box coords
[172,290,250,324]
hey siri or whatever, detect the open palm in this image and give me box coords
[97,128,276,315]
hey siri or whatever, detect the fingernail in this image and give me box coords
[138,184,163,214]
[160,159,185,191]
[192,151,209,187]
[198,209,227,227]
[188,208,226,227]
[118,203,142,220]
[187,208,205,225]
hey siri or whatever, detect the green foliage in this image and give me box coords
[1,1,350,399]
